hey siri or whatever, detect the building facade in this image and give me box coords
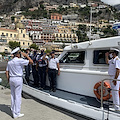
[51,13,62,21]
[54,25,78,43]
[25,20,58,45]
[0,24,32,53]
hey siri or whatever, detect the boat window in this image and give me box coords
[60,51,85,63]
[93,50,109,64]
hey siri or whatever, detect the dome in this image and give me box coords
[15,22,25,29]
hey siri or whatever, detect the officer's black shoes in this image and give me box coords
[49,89,52,92]
[38,87,43,90]
[49,88,56,92]
[53,88,56,92]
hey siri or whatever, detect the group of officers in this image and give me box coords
[24,48,60,92]
[30,49,60,92]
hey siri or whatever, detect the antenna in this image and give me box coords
[89,7,92,45]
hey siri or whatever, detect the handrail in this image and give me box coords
[101,78,120,109]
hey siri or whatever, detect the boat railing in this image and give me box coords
[101,78,120,109]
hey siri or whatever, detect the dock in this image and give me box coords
[0,85,86,120]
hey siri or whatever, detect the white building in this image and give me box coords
[62,5,69,8]
[62,14,78,21]
[70,3,77,7]
[78,4,86,8]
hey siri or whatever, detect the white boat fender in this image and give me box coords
[0,78,2,83]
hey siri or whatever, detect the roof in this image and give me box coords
[51,13,62,16]
[0,28,17,32]
[64,36,120,51]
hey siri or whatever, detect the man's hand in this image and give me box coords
[105,52,109,64]
[21,52,27,57]
[21,52,33,64]
[47,53,50,56]
[114,68,120,86]
[58,70,60,75]
[5,71,9,83]
[112,80,117,86]
[105,52,109,57]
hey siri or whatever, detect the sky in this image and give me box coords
[101,0,120,6]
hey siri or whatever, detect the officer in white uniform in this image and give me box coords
[48,51,60,92]
[6,47,33,118]
[105,48,120,111]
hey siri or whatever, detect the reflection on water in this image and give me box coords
[0,72,10,88]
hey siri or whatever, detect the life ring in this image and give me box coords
[94,82,112,101]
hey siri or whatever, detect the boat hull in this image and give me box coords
[22,84,120,120]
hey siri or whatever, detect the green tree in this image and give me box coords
[9,41,20,50]
[11,16,15,23]
[29,43,39,50]
[40,4,45,10]
[76,24,89,42]
[61,43,66,49]
[78,24,87,31]
[101,25,117,37]
[45,49,51,53]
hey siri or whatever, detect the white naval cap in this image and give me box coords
[110,48,120,52]
[11,47,20,54]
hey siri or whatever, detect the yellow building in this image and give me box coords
[14,15,25,23]
[0,22,32,52]
[54,25,78,43]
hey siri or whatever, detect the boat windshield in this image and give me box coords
[59,51,85,63]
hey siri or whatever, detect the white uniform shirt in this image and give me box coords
[108,56,120,76]
[48,58,59,69]
[6,57,29,77]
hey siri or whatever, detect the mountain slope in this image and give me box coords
[114,4,120,10]
[0,0,101,14]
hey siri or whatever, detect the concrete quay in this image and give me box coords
[0,85,86,120]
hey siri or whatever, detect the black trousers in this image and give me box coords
[32,65,39,86]
[38,66,46,88]
[25,65,30,84]
[48,68,57,89]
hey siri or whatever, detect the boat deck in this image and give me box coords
[28,83,120,114]
[43,89,101,108]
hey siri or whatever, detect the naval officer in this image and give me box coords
[6,47,33,118]
[105,48,120,111]
[48,51,60,92]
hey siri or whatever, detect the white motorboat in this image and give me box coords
[23,36,120,120]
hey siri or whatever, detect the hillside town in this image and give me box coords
[0,1,120,55]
